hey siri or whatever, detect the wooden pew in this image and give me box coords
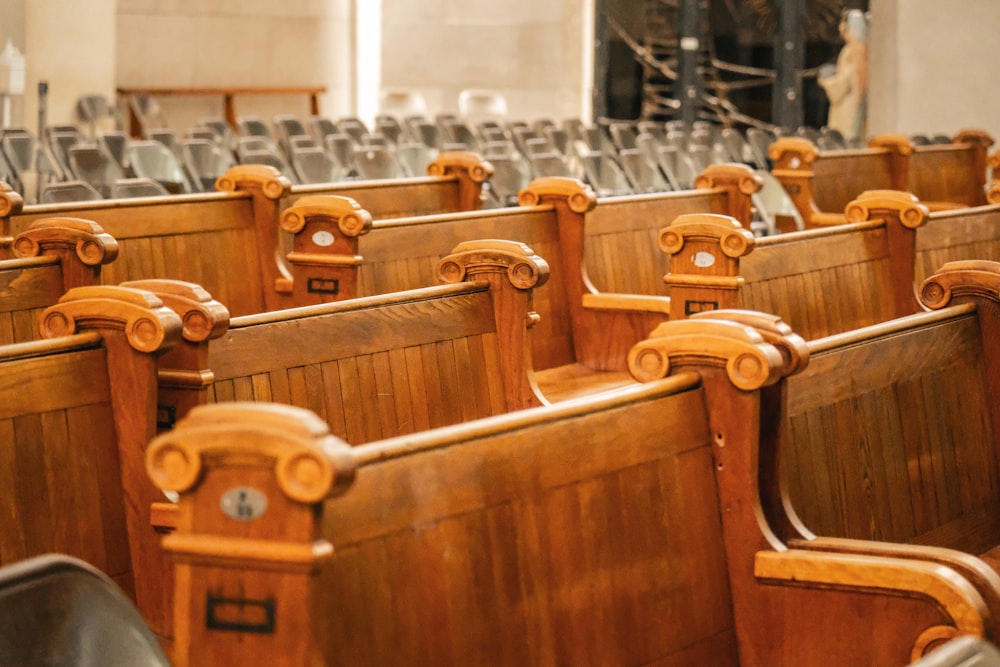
[1,217,118,343]
[148,324,995,666]
[770,131,994,228]
[0,284,186,645]
[625,308,1000,664]
[629,261,1000,660]
[0,154,491,315]
[300,165,757,391]
[131,240,547,441]
[661,189,1000,340]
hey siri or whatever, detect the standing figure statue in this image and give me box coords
[818,9,869,145]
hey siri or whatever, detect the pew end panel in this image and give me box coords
[0,181,24,255]
[278,194,372,304]
[119,279,231,431]
[2,284,185,644]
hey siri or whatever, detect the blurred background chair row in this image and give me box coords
[0,90,961,232]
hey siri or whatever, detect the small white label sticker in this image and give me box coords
[220,487,268,522]
[312,230,335,247]
[694,251,716,268]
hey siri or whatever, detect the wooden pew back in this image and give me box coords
[0,285,184,642]
[663,190,1000,340]
[770,132,993,228]
[144,240,549,442]
[152,319,994,666]
[2,154,491,316]
[780,262,1000,558]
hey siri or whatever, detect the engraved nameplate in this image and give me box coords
[220,487,267,522]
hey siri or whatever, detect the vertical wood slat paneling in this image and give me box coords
[785,317,1000,553]
[317,450,732,665]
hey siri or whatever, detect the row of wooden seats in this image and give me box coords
[0,152,491,316]
[143,260,1000,665]
[5,205,1000,664]
[5,163,1000,656]
[769,130,996,228]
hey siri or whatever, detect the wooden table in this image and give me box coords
[116,86,326,136]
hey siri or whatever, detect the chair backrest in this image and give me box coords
[180,138,236,191]
[197,116,238,152]
[127,93,168,134]
[273,113,309,156]
[67,144,125,197]
[110,177,170,199]
[379,88,428,118]
[127,139,193,194]
[395,141,435,178]
[97,130,130,171]
[39,180,103,203]
[483,155,532,207]
[76,94,122,138]
[352,144,404,180]
[619,147,671,193]
[580,150,632,197]
[290,144,343,184]
[0,555,171,667]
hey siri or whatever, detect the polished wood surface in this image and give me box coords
[0,218,118,343]
[0,285,184,645]
[770,132,993,228]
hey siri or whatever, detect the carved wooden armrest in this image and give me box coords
[582,292,671,314]
[790,535,1000,634]
[755,549,989,661]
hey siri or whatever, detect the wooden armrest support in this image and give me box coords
[791,536,1000,637]
[151,501,178,532]
[582,292,671,314]
[755,549,989,660]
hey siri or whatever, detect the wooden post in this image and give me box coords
[437,239,550,410]
[11,217,118,291]
[659,212,755,321]
[147,402,357,667]
[279,195,372,304]
[40,285,184,643]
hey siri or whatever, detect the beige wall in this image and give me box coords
[0,0,116,132]
[869,0,1000,143]
[379,0,591,122]
[114,0,354,133]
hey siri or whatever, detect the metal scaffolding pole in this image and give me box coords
[678,0,702,126]
[773,0,804,129]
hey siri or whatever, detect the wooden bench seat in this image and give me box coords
[0,284,188,645]
[0,154,491,316]
[147,317,997,666]
[663,190,1000,340]
[770,131,994,228]
[626,262,1000,661]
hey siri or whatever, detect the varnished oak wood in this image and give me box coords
[149,312,995,665]
[0,284,184,649]
[770,131,994,228]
